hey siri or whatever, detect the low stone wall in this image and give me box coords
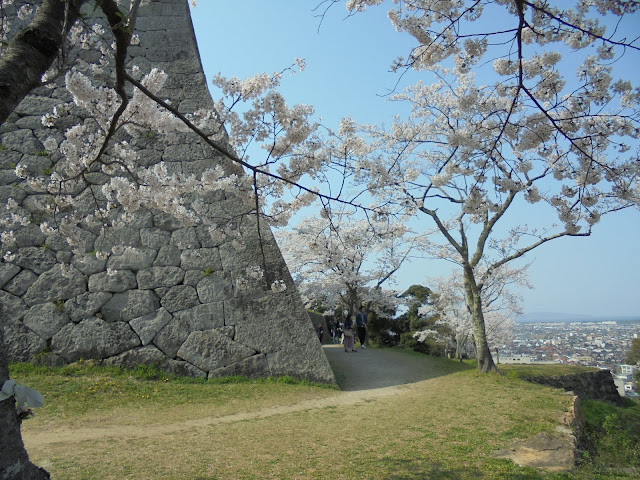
[526,370,622,405]
[493,393,585,472]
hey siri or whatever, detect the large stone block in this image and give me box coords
[141,228,171,249]
[88,270,137,293]
[16,154,52,176]
[0,262,21,289]
[72,254,107,275]
[160,358,207,378]
[161,285,200,313]
[2,269,37,296]
[183,270,205,286]
[170,227,200,249]
[0,129,43,153]
[2,319,47,362]
[23,265,86,306]
[101,289,160,322]
[14,95,62,116]
[196,272,233,304]
[129,307,173,345]
[174,302,224,331]
[64,291,113,322]
[153,317,191,358]
[180,248,222,271]
[0,291,27,325]
[103,345,167,368]
[94,227,141,252]
[107,248,157,271]
[208,354,269,379]
[12,246,57,274]
[51,317,141,362]
[137,266,185,290]
[154,245,182,266]
[177,329,256,372]
[107,209,154,229]
[13,223,46,248]
[45,228,97,254]
[23,302,70,340]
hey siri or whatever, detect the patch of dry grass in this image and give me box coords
[14,357,576,480]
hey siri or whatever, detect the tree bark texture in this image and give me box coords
[0,331,50,480]
[463,265,498,373]
[0,3,88,477]
[0,0,85,124]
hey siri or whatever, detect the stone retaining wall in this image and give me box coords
[526,370,621,405]
[0,0,335,384]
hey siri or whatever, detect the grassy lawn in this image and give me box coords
[9,354,639,479]
[498,364,597,379]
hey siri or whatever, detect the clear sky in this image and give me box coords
[189,1,640,318]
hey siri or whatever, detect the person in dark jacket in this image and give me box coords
[355,305,368,349]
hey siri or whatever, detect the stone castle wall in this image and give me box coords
[526,370,621,405]
[0,0,335,384]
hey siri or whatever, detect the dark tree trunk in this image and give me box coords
[462,265,498,373]
[0,0,85,124]
[0,331,50,480]
[1,3,89,477]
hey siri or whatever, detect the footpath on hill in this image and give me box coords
[322,343,449,390]
[22,345,441,449]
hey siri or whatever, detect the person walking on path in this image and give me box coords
[343,315,357,352]
[333,319,342,344]
[356,306,368,349]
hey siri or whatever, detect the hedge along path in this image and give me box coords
[22,346,454,449]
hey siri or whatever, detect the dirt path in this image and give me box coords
[23,345,441,448]
[323,344,447,390]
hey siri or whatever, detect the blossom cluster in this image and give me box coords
[277,208,418,314]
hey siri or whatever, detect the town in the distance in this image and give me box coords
[497,315,640,399]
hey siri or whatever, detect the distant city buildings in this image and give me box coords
[499,320,640,397]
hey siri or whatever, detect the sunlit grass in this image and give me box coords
[499,363,597,379]
[10,361,337,428]
[10,355,638,479]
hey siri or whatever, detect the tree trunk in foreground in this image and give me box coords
[1,3,87,477]
[0,331,49,480]
[0,0,84,124]
[463,266,498,373]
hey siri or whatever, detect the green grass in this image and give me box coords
[10,361,336,426]
[8,356,640,479]
[499,363,597,379]
[577,398,640,478]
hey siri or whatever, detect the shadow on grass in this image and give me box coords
[379,457,570,480]
[323,344,475,391]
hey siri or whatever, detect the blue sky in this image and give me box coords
[189,1,640,317]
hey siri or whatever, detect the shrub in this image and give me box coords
[580,399,640,469]
[367,314,402,347]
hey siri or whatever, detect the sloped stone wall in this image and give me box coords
[526,370,621,405]
[0,0,335,384]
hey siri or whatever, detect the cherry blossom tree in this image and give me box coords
[0,1,399,471]
[1,6,639,477]
[416,264,528,361]
[329,0,640,372]
[277,207,418,316]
